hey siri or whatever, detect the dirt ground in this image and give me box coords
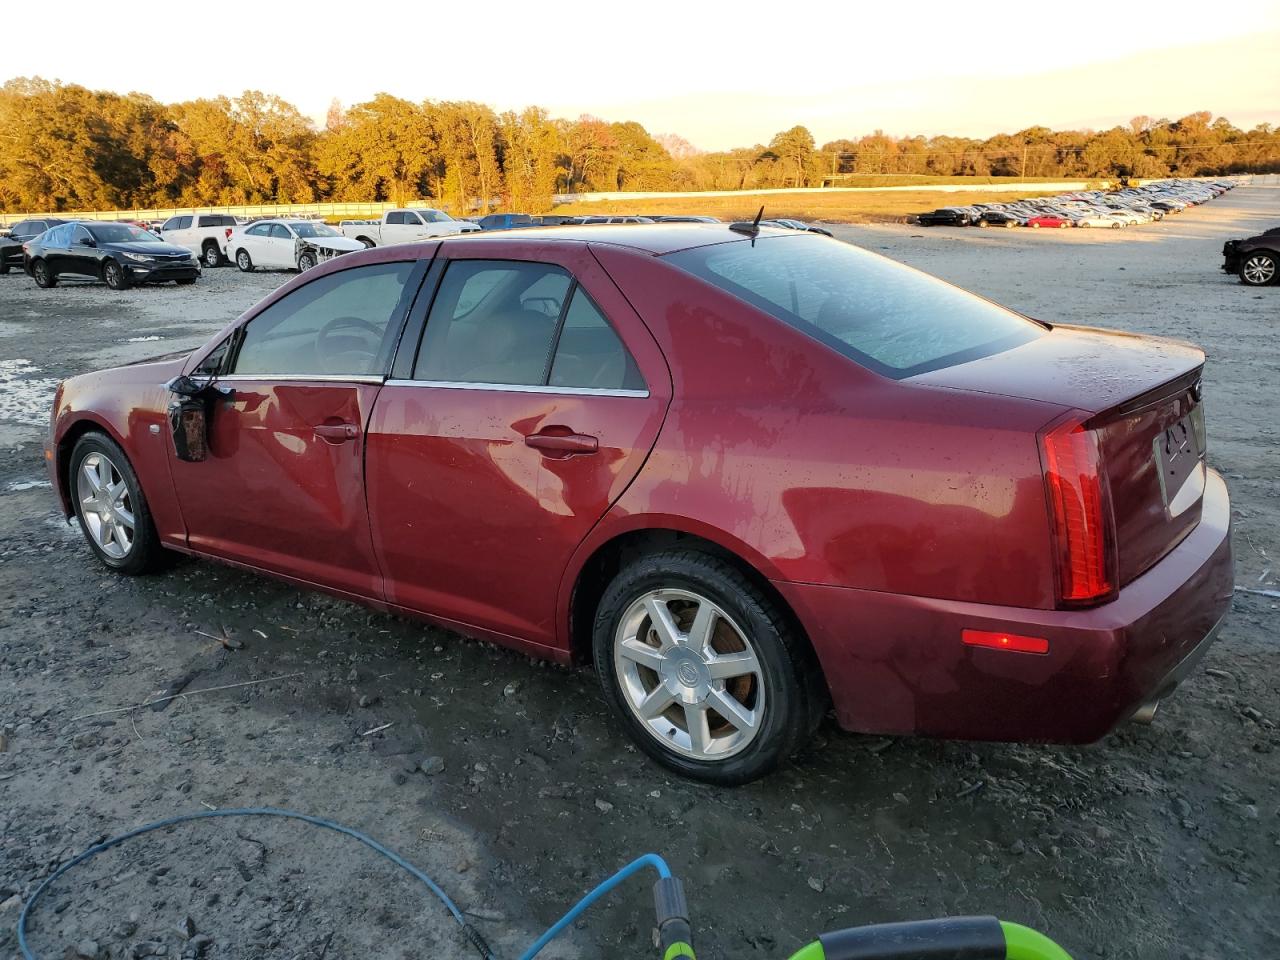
[1,187,1277,960]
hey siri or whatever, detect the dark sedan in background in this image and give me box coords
[1223,226,1280,286]
[24,221,200,289]
[0,217,70,273]
[917,207,970,226]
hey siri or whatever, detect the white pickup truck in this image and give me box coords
[340,208,479,247]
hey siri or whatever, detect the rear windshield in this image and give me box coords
[665,234,1043,378]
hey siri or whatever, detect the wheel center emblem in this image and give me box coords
[676,661,700,687]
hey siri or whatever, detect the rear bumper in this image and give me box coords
[777,468,1234,744]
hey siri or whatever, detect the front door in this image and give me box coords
[365,242,670,650]
[169,257,426,597]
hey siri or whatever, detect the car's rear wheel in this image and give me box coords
[69,433,163,574]
[357,236,375,248]
[103,260,130,290]
[202,242,223,268]
[1240,252,1277,286]
[236,249,253,272]
[593,549,824,785]
[32,259,56,287]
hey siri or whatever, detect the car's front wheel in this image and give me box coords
[1240,251,1277,286]
[103,260,130,290]
[593,549,825,785]
[69,432,163,574]
[298,251,317,271]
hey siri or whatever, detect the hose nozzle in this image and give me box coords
[653,876,694,959]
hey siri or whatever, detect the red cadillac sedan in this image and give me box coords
[47,224,1233,784]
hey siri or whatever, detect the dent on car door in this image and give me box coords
[169,258,428,597]
[365,245,671,652]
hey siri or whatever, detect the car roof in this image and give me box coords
[437,222,792,255]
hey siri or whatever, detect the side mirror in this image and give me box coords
[79,237,96,247]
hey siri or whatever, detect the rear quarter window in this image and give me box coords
[665,234,1043,378]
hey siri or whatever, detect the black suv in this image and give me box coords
[0,217,69,273]
[1222,227,1280,286]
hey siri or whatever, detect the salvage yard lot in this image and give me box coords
[550,188,1052,223]
[1,187,1277,960]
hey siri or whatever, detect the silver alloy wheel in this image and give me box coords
[1243,254,1276,285]
[76,452,135,559]
[203,245,220,267]
[614,589,765,761]
[236,250,251,271]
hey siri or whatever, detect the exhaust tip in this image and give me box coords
[1130,700,1161,725]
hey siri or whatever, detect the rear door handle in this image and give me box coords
[524,431,599,455]
[314,422,359,443]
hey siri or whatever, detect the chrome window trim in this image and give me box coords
[216,374,385,385]
[383,378,649,398]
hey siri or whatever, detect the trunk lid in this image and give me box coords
[913,324,1207,588]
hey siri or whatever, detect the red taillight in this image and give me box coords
[1040,414,1115,605]
[962,629,1049,655]
[225,228,233,240]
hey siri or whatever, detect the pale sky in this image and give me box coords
[7,0,1280,150]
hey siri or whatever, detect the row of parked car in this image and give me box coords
[916,178,1240,229]
[0,205,836,289]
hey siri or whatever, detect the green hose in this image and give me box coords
[781,920,1073,960]
[1001,921,1074,960]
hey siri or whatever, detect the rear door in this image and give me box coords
[366,240,671,650]
[171,257,428,596]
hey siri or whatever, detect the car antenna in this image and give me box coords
[729,206,765,244]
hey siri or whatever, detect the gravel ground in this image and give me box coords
[1,189,1277,960]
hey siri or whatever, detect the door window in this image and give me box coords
[231,261,418,378]
[416,261,570,385]
[72,225,94,246]
[414,260,643,391]
[161,217,179,231]
[548,289,645,390]
[269,224,292,239]
[386,212,406,225]
[174,216,193,230]
[245,223,271,237]
[44,225,72,246]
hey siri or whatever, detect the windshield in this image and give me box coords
[666,234,1044,378]
[418,210,454,223]
[290,222,340,238]
[88,224,159,244]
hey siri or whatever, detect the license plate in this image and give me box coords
[1153,411,1204,516]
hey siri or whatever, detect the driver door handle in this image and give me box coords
[314,422,359,443]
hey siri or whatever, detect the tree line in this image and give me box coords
[1,76,1277,214]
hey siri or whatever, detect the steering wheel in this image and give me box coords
[316,315,383,370]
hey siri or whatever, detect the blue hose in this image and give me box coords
[16,807,673,960]
[517,854,672,960]
[16,807,495,960]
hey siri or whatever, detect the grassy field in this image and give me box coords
[550,189,1055,224]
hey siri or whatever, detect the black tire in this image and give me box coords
[1239,251,1278,287]
[68,432,164,575]
[976,220,989,228]
[32,258,56,288]
[102,260,130,290]
[357,236,375,248]
[235,248,254,272]
[176,278,197,286]
[298,251,317,272]
[202,242,224,268]
[592,549,826,785]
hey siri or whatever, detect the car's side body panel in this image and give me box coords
[588,244,1063,608]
